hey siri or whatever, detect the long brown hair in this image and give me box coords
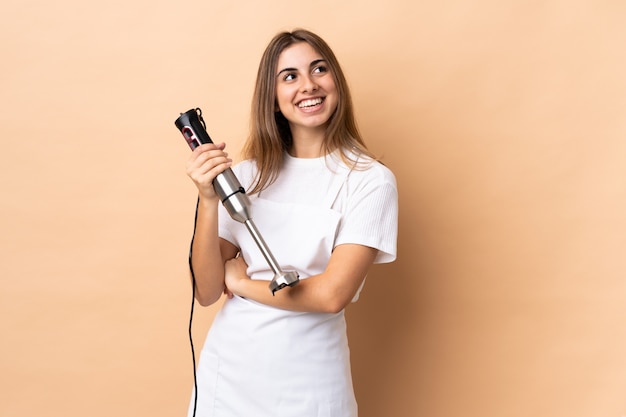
[242,28,375,194]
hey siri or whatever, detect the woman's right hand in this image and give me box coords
[185,142,233,201]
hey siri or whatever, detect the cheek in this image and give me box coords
[321,78,339,103]
[325,79,338,95]
[275,88,291,111]
[325,83,339,109]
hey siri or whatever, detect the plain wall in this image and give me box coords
[1,1,625,416]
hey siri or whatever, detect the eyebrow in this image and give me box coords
[276,59,327,77]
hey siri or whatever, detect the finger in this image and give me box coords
[188,147,228,167]
[186,142,225,167]
[235,255,248,268]
[192,142,226,155]
[188,155,231,178]
[186,150,232,178]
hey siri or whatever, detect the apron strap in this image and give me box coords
[323,154,354,208]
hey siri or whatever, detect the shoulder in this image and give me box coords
[359,159,396,184]
[340,151,397,190]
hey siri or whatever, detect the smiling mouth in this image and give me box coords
[297,97,324,108]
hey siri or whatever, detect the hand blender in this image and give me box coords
[175,108,300,294]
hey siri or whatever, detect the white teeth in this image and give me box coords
[298,98,323,108]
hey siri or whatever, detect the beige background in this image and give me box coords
[2,1,625,416]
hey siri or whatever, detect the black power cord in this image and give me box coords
[187,197,200,417]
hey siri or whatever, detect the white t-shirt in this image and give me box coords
[219,150,398,265]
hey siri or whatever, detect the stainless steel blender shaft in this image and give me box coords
[243,219,300,294]
[211,162,299,295]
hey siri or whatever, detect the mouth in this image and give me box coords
[297,97,325,109]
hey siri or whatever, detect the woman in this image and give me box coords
[185,28,398,417]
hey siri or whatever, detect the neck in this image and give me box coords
[289,126,326,158]
[289,142,324,158]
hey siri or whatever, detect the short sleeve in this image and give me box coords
[333,163,398,264]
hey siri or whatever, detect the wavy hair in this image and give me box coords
[242,28,375,194]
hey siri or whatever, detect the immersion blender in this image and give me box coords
[175,108,300,294]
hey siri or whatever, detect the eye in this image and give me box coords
[313,65,328,75]
[283,72,296,81]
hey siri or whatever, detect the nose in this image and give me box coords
[301,75,318,93]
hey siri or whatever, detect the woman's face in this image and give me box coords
[274,42,338,138]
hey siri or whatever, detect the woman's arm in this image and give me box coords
[186,143,239,306]
[224,243,378,313]
[189,200,239,306]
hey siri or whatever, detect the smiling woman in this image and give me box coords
[183,28,398,417]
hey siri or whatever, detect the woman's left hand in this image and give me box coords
[224,255,250,297]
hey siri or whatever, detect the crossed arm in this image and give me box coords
[224,243,378,314]
[189,197,377,313]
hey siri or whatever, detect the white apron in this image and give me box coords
[189,166,357,417]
